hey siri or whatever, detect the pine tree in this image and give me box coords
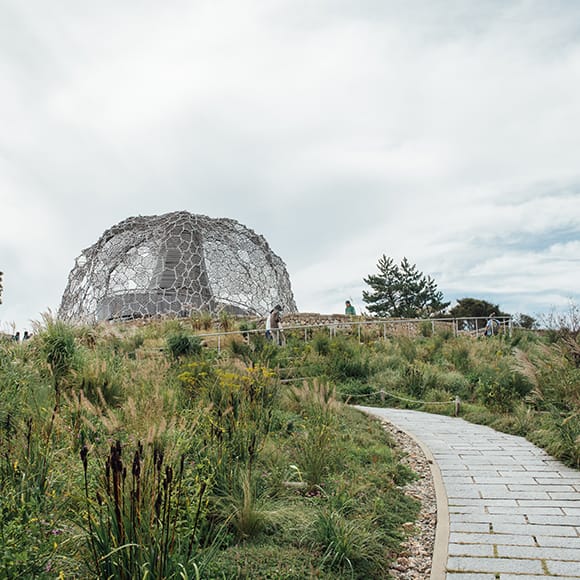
[362,255,448,318]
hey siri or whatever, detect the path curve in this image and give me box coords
[356,407,580,580]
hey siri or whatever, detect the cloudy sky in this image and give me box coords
[1,0,580,331]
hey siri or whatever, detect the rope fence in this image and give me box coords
[342,388,462,416]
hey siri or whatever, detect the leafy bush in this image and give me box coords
[312,332,331,356]
[327,339,371,381]
[166,332,202,359]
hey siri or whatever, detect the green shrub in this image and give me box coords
[446,341,472,373]
[419,320,433,337]
[166,332,202,360]
[312,332,331,356]
[327,339,371,381]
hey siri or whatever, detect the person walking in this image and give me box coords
[265,304,283,345]
[484,312,499,336]
[345,300,356,315]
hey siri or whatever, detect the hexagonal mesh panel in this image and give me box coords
[58,211,297,323]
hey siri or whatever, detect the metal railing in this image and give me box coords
[193,316,512,354]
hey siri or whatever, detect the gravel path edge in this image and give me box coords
[395,420,449,580]
[358,407,450,580]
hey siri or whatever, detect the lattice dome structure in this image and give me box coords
[58,211,297,323]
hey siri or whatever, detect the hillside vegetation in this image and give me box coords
[1,313,578,579]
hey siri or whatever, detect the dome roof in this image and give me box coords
[58,211,297,323]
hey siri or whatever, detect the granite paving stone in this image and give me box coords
[449,532,536,546]
[502,576,580,580]
[446,574,496,580]
[448,543,495,557]
[447,556,544,574]
[534,535,580,548]
[546,560,580,576]
[497,544,580,560]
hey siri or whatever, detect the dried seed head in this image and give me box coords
[132,449,141,479]
[80,444,89,470]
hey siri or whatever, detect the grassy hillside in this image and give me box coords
[1,313,578,579]
[0,316,418,579]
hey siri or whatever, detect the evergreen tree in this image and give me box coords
[447,297,510,331]
[448,298,507,319]
[362,255,449,318]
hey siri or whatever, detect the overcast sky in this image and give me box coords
[1,0,580,331]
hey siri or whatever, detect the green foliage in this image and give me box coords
[38,314,79,395]
[363,255,449,318]
[166,331,202,360]
[312,332,331,356]
[80,440,213,578]
[75,352,124,407]
[449,297,508,320]
[326,338,371,381]
[419,320,433,337]
[287,380,339,488]
[212,465,287,540]
[6,310,580,577]
[310,507,387,577]
[0,415,67,578]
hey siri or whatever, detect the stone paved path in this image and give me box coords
[356,407,580,580]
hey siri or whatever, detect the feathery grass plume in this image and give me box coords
[512,348,540,389]
[286,379,340,489]
[535,411,580,469]
[73,353,124,407]
[213,464,289,539]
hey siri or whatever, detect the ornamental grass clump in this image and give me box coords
[286,379,340,489]
[38,314,79,409]
[310,507,387,577]
[80,440,213,579]
[166,331,202,360]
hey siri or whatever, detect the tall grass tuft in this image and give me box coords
[287,379,340,488]
[310,507,386,577]
[80,440,213,578]
[166,332,202,360]
[38,313,79,409]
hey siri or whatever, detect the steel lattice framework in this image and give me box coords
[58,211,297,323]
